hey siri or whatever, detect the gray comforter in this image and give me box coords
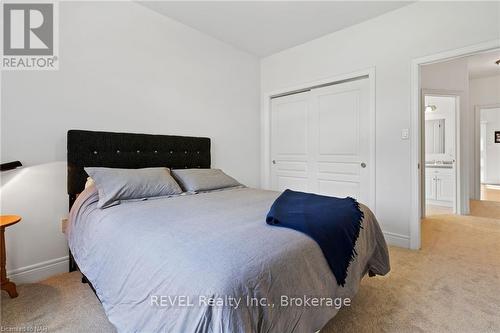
[67,187,389,333]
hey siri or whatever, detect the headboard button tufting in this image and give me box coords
[67,130,211,209]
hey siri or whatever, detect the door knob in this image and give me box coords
[360,162,366,168]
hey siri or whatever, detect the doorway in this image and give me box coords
[422,93,459,216]
[478,106,500,202]
[410,40,500,249]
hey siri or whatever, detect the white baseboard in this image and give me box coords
[383,231,410,248]
[482,181,500,187]
[7,256,69,284]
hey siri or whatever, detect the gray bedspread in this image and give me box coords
[67,187,389,333]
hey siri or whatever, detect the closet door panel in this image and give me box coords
[310,78,370,203]
[270,91,311,192]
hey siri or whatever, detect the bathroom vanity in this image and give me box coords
[425,162,454,207]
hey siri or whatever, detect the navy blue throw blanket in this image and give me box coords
[266,189,364,286]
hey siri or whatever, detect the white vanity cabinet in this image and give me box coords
[425,167,454,207]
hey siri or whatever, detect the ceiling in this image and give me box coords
[139,1,413,57]
[467,50,500,79]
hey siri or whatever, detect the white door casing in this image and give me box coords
[270,78,371,205]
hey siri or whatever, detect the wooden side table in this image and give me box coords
[1,215,21,298]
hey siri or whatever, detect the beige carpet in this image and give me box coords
[470,199,500,219]
[2,213,500,333]
[1,271,116,333]
[323,213,500,332]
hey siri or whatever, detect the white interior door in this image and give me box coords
[270,91,312,192]
[270,78,371,205]
[309,79,370,203]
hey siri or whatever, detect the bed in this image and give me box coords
[66,130,390,333]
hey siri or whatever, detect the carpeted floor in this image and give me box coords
[470,199,500,219]
[2,213,500,333]
[323,213,500,332]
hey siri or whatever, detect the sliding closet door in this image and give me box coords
[309,79,370,203]
[270,91,313,192]
[270,78,371,204]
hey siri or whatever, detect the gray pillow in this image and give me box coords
[85,167,182,208]
[171,168,242,192]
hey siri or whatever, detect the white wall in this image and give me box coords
[0,163,68,282]
[0,1,260,282]
[470,75,500,107]
[261,1,500,247]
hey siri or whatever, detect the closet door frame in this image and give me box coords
[261,68,376,213]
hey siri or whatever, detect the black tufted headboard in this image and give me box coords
[67,130,211,209]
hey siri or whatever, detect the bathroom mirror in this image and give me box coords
[425,118,445,154]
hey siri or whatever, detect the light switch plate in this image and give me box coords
[401,128,409,140]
